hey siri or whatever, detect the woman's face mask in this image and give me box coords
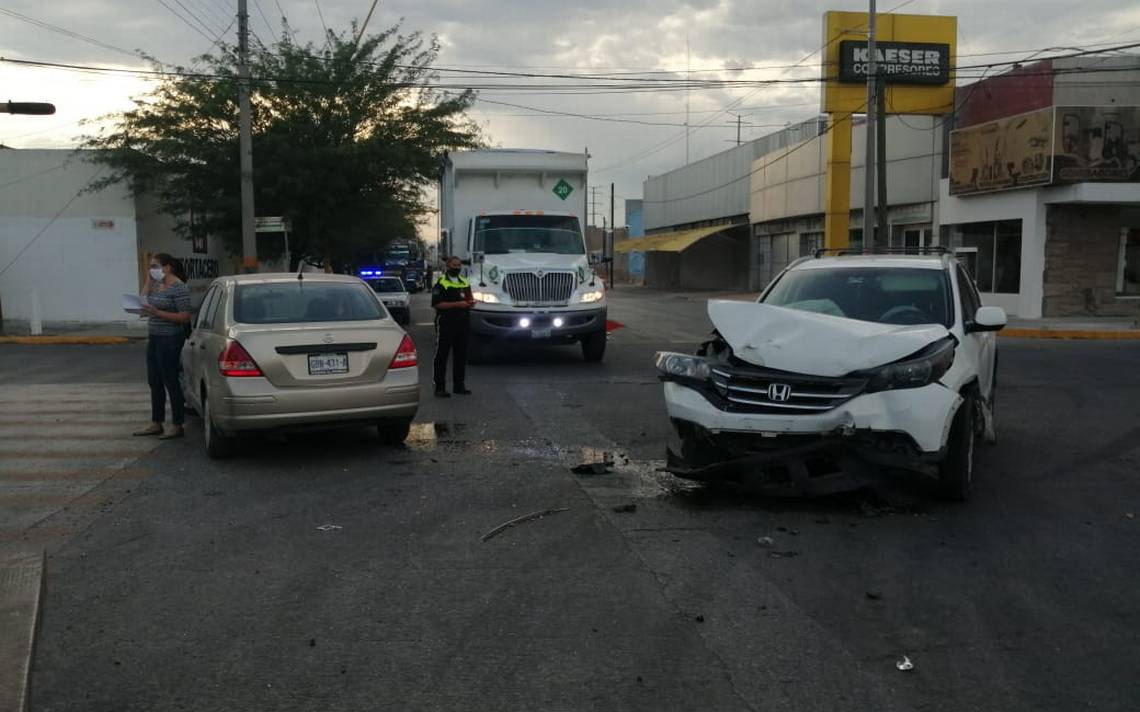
[149,266,164,281]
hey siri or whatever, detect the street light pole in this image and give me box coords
[237,0,258,272]
[863,0,877,252]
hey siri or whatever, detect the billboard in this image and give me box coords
[1053,106,1140,183]
[821,12,957,115]
[838,41,951,85]
[949,107,1055,196]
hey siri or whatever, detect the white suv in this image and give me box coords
[655,251,1007,501]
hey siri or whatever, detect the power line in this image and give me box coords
[170,0,228,37]
[154,0,223,44]
[473,97,800,128]
[0,8,144,59]
[313,0,331,44]
[0,162,70,191]
[252,0,280,44]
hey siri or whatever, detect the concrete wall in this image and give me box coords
[750,115,942,225]
[1052,56,1140,105]
[135,193,235,309]
[939,178,1046,318]
[644,118,824,231]
[1043,204,1140,317]
[0,150,139,324]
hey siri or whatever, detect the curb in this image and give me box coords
[0,551,46,712]
[0,336,135,345]
[1001,328,1140,340]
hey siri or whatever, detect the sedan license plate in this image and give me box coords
[531,328,552,339]
[308,352,349,375]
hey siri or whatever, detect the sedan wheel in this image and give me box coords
[203,392,233,459]
[937,396,975,501]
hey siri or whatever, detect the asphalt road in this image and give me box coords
[10,289,1140,711]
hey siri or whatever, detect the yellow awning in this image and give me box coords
[613,225,730,253]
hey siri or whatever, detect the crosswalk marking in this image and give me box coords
[0,384,161,558]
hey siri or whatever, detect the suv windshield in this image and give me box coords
[473,215,584,255]
[763,266,953,327]
[369,277,405,293]
[235,282,384,324]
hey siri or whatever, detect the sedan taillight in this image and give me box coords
[389,334,417,369]
[219,340,264,377]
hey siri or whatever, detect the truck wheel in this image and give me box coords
[581,330,606,362]
[937,396,975,501]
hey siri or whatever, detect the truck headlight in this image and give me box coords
[655,352,711,381]
[578,289,604,304]
[856,337,956,393]
[472,291,500,304]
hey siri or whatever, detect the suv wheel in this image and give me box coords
[581,329,606,362]
[938,396,976,501]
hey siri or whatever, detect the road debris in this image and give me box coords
[865,591,883,600]
[1126,512,1135,520]
[757,536,775,548]
[896,655,915,672]
[767,550,799,559]
[694,615,705,623]
[480,507,569,542]
[316,524,342,532]
[572,462,611,475]
[612,503,637,513]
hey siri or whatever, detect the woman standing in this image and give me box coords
[133,253,192,440]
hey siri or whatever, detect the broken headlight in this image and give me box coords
[857,337,956,393]
[655,352,712,382]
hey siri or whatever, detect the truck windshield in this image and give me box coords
[473,215,584,255]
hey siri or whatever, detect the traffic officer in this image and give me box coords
[430,255,475,397]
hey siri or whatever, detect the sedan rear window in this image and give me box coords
[368,278,405,293]
[235,283,384,324]
[763,267,952,327]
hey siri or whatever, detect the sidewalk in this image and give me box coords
[0,320,147,345]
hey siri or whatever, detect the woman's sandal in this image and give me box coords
[158,427,185,440]
[133,425,163,436]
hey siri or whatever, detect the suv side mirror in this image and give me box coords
[473,251,485,264]
[967,305,1007,333]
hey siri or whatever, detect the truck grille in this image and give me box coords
[710,366,865,414]
[502,272,576,305]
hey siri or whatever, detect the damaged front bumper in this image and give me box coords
[664,382,963,495]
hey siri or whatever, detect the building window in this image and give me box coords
[1119,228,1140,296]
[953,219,1022,294]
[799,232,822,256]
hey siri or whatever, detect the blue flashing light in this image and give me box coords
[358,268,382,277]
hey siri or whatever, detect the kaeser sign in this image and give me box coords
[838,40,951,85]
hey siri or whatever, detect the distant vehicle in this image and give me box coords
[656,250,1006,501]
[180,273,419,458]
[439,149,607,362]
[383,240,428,292]
[368,275,410,325]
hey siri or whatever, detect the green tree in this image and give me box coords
[82,22,481,267]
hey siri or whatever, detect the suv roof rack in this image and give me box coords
[812,246,951,258]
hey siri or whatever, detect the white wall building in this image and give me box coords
[1,149,234,329]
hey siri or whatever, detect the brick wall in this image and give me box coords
[1043,205,1140,317]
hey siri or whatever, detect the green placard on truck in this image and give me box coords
[552,179,574,201]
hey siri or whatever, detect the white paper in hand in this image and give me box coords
[122,293,145,314]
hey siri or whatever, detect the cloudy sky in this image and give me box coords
[3,0,1139,230]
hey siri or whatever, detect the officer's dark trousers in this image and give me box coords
[433,317,468,389]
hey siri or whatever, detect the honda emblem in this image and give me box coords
[767,383,792,402]
[321,333,335,344]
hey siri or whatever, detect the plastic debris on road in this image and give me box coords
[896,655,915,671]
[757,536,775,548]
[316,524,343,532]
[572,462,611,475]
[612,503,637,513]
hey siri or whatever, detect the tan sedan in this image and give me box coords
[180,273,419,457]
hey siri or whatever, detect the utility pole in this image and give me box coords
[876,85,889,247]
[685,31,691,165]
[238,0,257,272]
[609,182,616,287]
[862,0,877,252]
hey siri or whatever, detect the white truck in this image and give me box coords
[438,149,608,362]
